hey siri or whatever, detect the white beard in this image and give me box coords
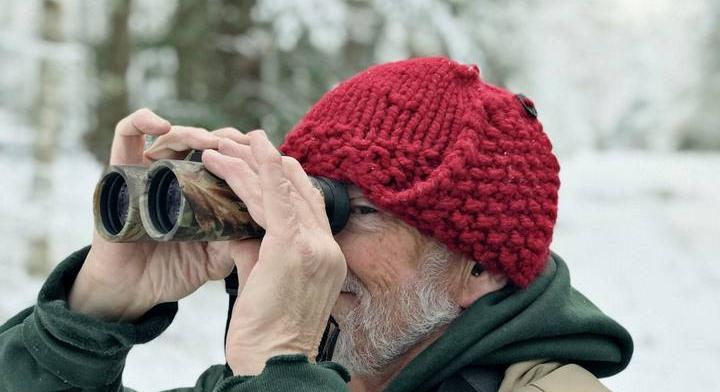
[332,243,461,377]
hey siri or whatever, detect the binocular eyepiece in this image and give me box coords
[93,152,350,242]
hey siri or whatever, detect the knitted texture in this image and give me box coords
[280,57,560,287]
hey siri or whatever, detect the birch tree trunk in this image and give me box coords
[27,0,64,276]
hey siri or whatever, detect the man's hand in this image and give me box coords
[68,109,248,322]
[202,131,347,376]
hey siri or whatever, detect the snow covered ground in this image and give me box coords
[1,118,718,390]
[551,151,720,391]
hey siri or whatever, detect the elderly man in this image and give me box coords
[0,57,632,392]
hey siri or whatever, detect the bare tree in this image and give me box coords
[679,3,720,150]
[83,0,132,166]
[160,0,263,135]
[27,0,64,276]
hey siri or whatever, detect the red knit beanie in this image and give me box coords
[280,57,560,287]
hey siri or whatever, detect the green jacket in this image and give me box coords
[0,247,632,391]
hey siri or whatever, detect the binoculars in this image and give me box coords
[93,151,351,242]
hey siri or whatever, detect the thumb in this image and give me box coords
[229,239,261,290]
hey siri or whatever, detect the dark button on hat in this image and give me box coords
[515,94,538,118]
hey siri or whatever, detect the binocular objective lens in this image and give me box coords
[165,178,181,225]
[99,172,129,235]
[148,168,182,234]
[117,182,129,226]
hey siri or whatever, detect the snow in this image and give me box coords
[552,150,720,391]
[1,122,718,390]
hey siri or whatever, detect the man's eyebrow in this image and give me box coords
[346,186,364,197]
[347,191,374,204]
[349,194,369,201]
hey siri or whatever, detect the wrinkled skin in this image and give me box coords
[69,109,246,321]
[69,109,347,377]
[202,134,347,375]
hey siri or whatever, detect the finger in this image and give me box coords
[211,127,251,145]
[249,130,295,232]
[110,108,171,165]
[202,149,266,227]
[221,137,322,231]
[116,108,171,137]
[281,157,330,231]
[144,126,219,161]
[204,241,236,281]
[218,138,259,173]
[287,186,326,233]
[229,239,261,290]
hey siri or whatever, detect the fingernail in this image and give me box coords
[220,137,238,149]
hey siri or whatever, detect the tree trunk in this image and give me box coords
[83,0,131,166]
[168,0,262,132]
[27,0,64,276]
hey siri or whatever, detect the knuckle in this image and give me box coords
[115,108,158,135]
[275,180,293,199]
[289,189,305,203]
[114,118,128,134]
[284,231,345,278]
[170,127,212,146]
[130,108,153,126]
[282,156,301,168]
[311,187,324,204]
[115,113,138,134]
[169,126,189,136]
[284,157,307,177]
[214,127,244,135]
[187,132,208,145]
[231,159,250,174]
[295,240,317,260]
[174,126,208,136]
[165,127,184,141]
[282,157,306,174]
[134,107,153,117]
[300,238,343,265]
[261,151,282,167]
[223,157,244,172]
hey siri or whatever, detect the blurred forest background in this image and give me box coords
[1,0,718,391]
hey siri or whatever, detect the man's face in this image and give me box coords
[331,185,460,376]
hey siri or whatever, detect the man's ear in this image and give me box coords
[455,260,508,309]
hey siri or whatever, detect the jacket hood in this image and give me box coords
[385,251,634,392]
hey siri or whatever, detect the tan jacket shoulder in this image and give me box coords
[498,360,611,392]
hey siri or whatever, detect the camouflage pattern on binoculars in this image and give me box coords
[93,151,350,242]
